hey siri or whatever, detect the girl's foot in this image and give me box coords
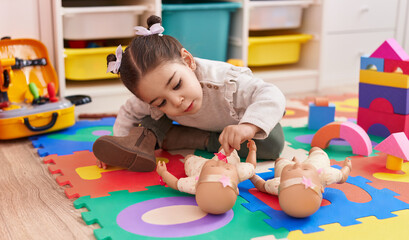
[92,127,157,172]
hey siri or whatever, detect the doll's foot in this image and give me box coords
[340,157,352,183]
[93,127,157,172]
[309,147,323,154]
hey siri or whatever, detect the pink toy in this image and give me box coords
[311,121,372,156]
[370,38,409,61]
[374,132,409,171]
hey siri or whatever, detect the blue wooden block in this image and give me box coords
[360,56,384,72]
[308,103,336,130]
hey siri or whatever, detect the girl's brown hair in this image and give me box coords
[107,15,184,95]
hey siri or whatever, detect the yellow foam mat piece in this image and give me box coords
[287,209,409,240]
[360,70,409,89]
[76,165,125,180]
[332,98,358,113]
[374,162,409,183]
[75,157,170,180]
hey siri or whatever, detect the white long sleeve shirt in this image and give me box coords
[114,57,286,139]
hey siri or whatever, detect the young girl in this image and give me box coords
[93,15,286,172]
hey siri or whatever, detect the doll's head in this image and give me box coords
[106,15,203,117]
[195,159,240,214]
[278,161,324,218]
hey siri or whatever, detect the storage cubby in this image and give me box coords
[52,0,161,114]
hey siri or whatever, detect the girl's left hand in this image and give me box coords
[219,123,260,156]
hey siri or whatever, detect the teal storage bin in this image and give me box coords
[162,2,241,61]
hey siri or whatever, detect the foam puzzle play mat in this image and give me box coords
[29,40,409,240]
[28,97,409,240]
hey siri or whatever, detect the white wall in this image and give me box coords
[0,0,40,39]
[0,0,55,64]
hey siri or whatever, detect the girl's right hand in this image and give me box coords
[96,160,108,169]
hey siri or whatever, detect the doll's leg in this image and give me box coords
[340,157,352,183]
[207,123,285,160]
[306,147,331,169]
[92,116,172,172]
[250,175,267,193]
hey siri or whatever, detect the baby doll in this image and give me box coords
[156,140,257,214]
[250,147,352,218]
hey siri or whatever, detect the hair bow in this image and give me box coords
[106,45,123,74]
[134,23,164,36]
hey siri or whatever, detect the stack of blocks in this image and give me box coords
[357,38,409,138]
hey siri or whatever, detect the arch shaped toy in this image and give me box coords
[311,121,373,156]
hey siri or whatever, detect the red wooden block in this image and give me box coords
[357,107,409,138]
[384,59,409,75]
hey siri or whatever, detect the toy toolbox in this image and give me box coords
[0,38,88,140]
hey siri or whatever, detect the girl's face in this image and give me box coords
[136,49,203,117]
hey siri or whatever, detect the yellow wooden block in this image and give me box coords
[385,155,404,171]
[288,209,409,240]
[360,70,409,89]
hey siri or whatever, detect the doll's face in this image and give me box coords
[280,162,320,185]
[136,50,203,117]
[196,160,239,214]
[279,184,322,218]
[196,182,237,214]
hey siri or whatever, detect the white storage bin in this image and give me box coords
[62,6,147,40]
[249,1,311,30]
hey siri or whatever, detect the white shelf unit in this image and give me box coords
[228,0,408,92]
[51,0,408,114]
[52,0,161,114]
[227,0,319,94]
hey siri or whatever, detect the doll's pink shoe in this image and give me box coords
[93,127,157,172]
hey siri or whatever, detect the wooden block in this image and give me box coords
[311,121,372,156]
[384,59,409,75]
[360,56,384,72]
[311,122,341,149]
[314,97,329,106]
[359,70,409,89]
[339,121,372,156]
[358,83,409,115]
[374,132,409,160]
[370,38,409,61]
[357,107,409,138]
[308,103,335,130]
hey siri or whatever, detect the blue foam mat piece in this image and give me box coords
[239,166,409,233]
[30,117,115,156]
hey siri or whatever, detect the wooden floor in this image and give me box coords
[0,84,358,240]
[0,138,96,239]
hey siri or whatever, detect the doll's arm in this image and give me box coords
[156,161,179,190]
[245,140,257,168]
[250,175,267,193]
